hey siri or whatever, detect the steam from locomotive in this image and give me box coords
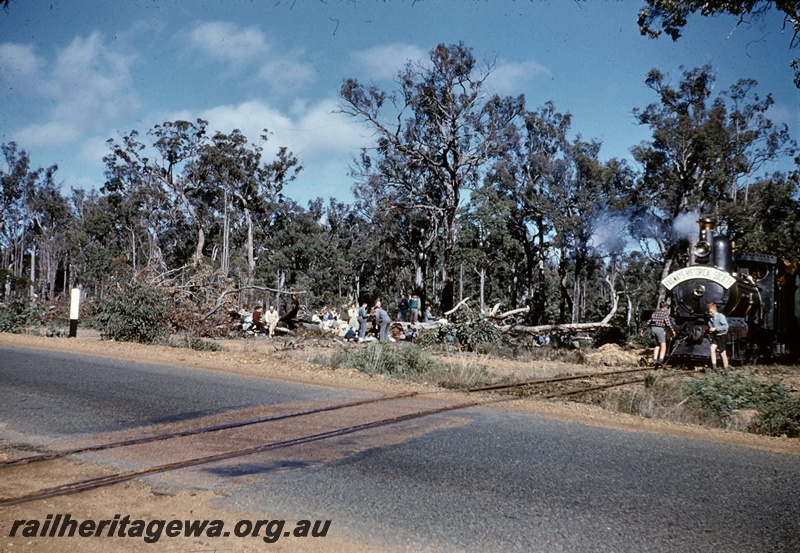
[662,218,799,363]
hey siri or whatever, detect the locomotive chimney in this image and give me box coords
[694,218,715,263]
[698,217,715,236]
[696,218,734,272]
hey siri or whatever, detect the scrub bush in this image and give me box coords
[0,297,40,333]
[332,343,492,389]
[687,372,800,437]
[87,283,169,344]
[181,332,222,352]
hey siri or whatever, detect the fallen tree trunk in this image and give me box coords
[499,322,612,334]
[484,306,530,320]
[202,286,307,321]
[443,297,471,316]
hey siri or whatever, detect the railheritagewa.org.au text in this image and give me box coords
[7,514,331,544]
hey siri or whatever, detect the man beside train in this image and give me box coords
[707,302,729,374]
[647,301,676,368]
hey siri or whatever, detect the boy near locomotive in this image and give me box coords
[647,301,676,368]
[707,302,729,373]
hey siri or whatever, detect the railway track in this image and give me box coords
[0,392,420,468]
[0,367,663,507]
[467,366,669,398]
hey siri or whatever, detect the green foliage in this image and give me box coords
[588,370,800,438]
[410,314,503,353]
[75,243,114,284]
[87,283,169,344]
[687,372,800,437]
[0,297,40,333]
[0,269,29,297]
[451,315,502,352]
[180,332,222,352]
[637,0,800,89]
[45,323,65,337]
[335,343,441,378]
[724,175,800,261]
[414,329,446,349]
[332,343,492,389]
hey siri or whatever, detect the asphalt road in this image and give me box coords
[1,345,798,552]
[0,345,366,436]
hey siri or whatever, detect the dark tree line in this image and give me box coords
[1,44,798,337]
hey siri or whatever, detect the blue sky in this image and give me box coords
[1,0,797,207]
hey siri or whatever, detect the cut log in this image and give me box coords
[443,297,470,316]
[499,322,612,334]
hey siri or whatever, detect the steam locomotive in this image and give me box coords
[663,218,799,364]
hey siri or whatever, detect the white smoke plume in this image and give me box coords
[672,211,701,239]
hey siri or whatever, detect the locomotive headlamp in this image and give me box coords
[694,240,710,258]
[693,284,706,297]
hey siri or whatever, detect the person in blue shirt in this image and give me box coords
[357,302,369,340]
[707,302,729,374]
[374,300,390,342]
[397,294,409,322]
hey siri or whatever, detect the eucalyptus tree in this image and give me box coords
[350,155,440,305]
[257,198,331,309]
[457,187,521,312]
[320,198,375,302]
[340,42,525,313]
[149,119,211,266]
[21,167,71,300]
[1,143,38,282]
[0,143,71,300]
[480,102,573,323]
[65,189,115,296]
[723,171,800,260]
[628,66,796,294]
[637,0,800,88]
[103,120,210,269]
[195,129,301,284]
[549,139,627,324]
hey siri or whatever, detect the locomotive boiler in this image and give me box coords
[662,218,799,364]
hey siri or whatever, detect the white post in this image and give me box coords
[68,287,81,337]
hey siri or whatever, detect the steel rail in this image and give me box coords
[0,392,418,468]
[0,371,665,506]
[467,366,654,393]
[538,377,649,398]
[0,395,516,507]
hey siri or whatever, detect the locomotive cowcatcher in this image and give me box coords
[663,218,799,364]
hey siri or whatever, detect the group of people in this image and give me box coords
[357,300,420,343]
[309,296,435,343]
[397,294,424,323]
[647,301,728,373]
[248,304,280,337]
[248,294,730,370]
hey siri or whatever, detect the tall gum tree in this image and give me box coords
[480,102,573,323]
[628,66,796,300]
[637,0,800,88]
[104,120,211,267]
[195,129,301,285]
[340,42,524,313]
